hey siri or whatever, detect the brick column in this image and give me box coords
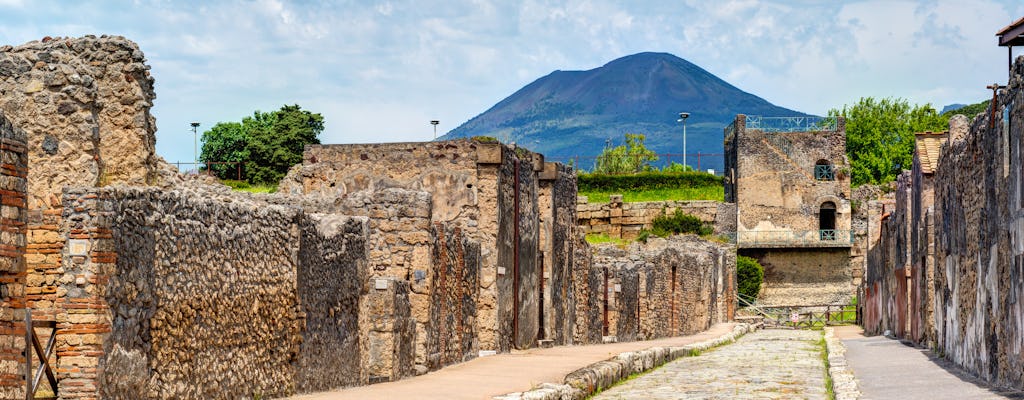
[0,112,28,398]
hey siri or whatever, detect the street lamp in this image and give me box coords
[190,122,200,175]
[430,120,439,140]
[677,112,690,169]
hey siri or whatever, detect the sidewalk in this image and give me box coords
[833,325,1023,399]
[289,323,737,400]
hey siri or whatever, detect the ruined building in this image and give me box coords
[0,36,737,399]
[864,56,1024,389]
[724,114,854,305]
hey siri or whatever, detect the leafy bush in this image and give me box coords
[578,171,722,193]
[661,162,694,173]
[649,209,713,237]
[737,255,764,301]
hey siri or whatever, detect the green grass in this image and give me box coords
[819,335,835,400]
[221,179,278,194]
[584,233,633,247]
[579,186,724,203]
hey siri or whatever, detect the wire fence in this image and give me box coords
[546,153,725,175]
[173,161,247,180]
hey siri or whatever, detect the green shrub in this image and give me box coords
[649,209,713,237]
[577,171,722,193]
[737,255,764,301]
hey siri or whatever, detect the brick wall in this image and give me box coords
[0,111,28,399]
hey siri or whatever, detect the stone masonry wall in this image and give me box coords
[0,37,159,334]
[0,110,27,399]
[61,186,369,399]
[576,199,728,240]
[931,61,1024,389]
[591,235,736,342]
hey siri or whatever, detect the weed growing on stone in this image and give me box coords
[818,335,835,400]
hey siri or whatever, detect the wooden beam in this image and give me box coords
[998,22,1024,46]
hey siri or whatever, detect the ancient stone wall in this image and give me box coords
[591,235,736,342]
[576,198,727,239]
[426,223,479,370]
[725,115,852,246]
[571,233,602,344]
[282,141,573,353]
[0,110,28,399]
[0,37,159,333]
[930,63,1024,389]
[542,162,578,345]
[58,186,370,399]
[742,248,853,306]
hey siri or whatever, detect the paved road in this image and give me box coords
[290,323,737,400]
[834,326,1023,400]
[592,329,827,400]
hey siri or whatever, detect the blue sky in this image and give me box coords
[0,0,1021,163]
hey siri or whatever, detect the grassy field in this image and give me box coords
[220,179,278,194]
[579,185,724,203]
[584,233,634,247]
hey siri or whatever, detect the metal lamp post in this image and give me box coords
[677,112,690,169]
[431,120,439,140]
[190,122,200,175]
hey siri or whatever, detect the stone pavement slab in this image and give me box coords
[833,325,1024,400]
[288,323,736,400]
[592,329,826,400]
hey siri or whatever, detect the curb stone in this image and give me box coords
[824,327,860,400]
[493,323,759,400]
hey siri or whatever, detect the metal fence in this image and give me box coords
[546,153,725,175]
[746,116,838,133]
[173,161,246,180]
[726,229,855,248]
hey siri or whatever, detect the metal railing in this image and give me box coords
[746,116,838,133]
[730,229,855,248]
[814,165,835,181]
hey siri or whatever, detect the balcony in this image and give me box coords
[730,229,854,249]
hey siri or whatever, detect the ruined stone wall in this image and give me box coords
[742,248,853,306]
[571,233,602,344]
[58,186,370,399]
[0,111,27,399]
[426,223,479,371]
[544,163,578,345]
[591,235,736,342]
[281,141,572,353]
[725,115,852,246]
[0,37,159,332]
[931,62,1024,388]
[576,199,726,239]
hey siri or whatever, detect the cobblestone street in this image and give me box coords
[592,329,827,400]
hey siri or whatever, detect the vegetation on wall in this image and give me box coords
[828,97,947,186]
[737,255,764,301]
[643,209,713,238]
[201,104,324,185]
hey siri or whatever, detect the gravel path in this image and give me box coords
[592,329,827,400]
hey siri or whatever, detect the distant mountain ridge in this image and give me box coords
[440,52,808,171]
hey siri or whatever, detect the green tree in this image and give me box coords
[200,104,324,185]
[828,97,947,186]
[736,255,764,302]
[592,133,658,174]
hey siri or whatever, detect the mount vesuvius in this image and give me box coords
[439,52,808,172]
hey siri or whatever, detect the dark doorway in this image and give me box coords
[819,201,836,240]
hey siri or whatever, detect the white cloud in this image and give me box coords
[2,0,1024,163]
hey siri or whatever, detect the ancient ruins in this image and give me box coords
[863,57,1024,389]
[0,36,736,399]
[724,115,857,305]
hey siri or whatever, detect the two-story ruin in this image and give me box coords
[724,114,854,305]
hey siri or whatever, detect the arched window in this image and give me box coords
[815,159,835,181]
[819,201,836,240]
